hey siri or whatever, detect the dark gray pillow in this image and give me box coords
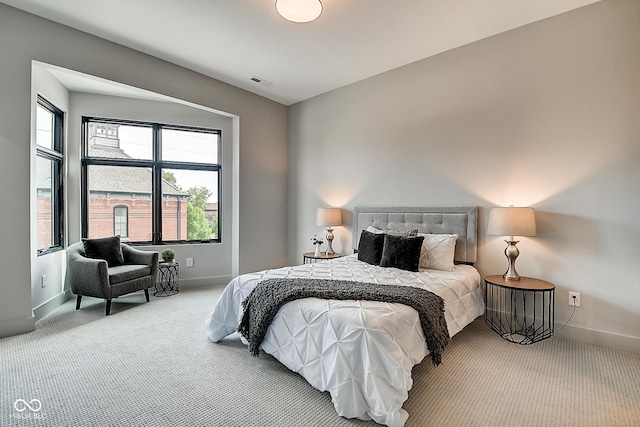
[82,235,124,267]
[380,233,424,272]
[357,230,385,265]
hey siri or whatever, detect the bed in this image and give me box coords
[205,206,484,427]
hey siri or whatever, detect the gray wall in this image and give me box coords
[288,0,640,352]
[0,3,288,336]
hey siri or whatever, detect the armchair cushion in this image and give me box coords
[108,264,152,285]
[82,235,125,267]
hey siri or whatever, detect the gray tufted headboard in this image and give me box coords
[352,206,478,264]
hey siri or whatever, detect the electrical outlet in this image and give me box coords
[40,275,47,288]
[186,257,194,267]
[569,292,581,307]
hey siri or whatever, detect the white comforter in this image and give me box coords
[205,255,484,427]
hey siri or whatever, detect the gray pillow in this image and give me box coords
[384,228,419,237]
[357,230,385,265]
[82,235,124,267]
[380,234,424,272]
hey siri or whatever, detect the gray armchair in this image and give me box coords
[65,239,159,315]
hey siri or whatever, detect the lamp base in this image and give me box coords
[503,240,521,281]
[325,227,336,256]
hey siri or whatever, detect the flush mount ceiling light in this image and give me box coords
[276,0,323,23]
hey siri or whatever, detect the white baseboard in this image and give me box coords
[178,276,232,289]
[554,323,640,354]
[33,290,73,321]
[0,315,36,338]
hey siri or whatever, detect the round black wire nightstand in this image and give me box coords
[484,275,555,345]
[303,252,342,264]
[155,262,179,297]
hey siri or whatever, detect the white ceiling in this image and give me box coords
[3,0,600,106]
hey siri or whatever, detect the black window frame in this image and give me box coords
[81,117,222,245]
[36,96,64,256]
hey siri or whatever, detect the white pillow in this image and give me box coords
[366,225,384,234]
[418,233,458,271]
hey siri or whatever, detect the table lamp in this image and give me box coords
[316,207,342,256]
[487,206,537,280]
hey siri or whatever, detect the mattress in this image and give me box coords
[205,255,484,426]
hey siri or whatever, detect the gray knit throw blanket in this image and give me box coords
[238,278,450,365]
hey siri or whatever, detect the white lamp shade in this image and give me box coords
[316,207,342,227]
[276,0,323,23]
[487,207,537,237]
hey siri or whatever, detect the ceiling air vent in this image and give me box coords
[250,76,273,87]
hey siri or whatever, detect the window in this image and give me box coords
[81,118,221,244]
[36,97,64,255]
[114,205,128,238]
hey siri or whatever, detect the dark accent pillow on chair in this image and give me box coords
[380,233,424,272]
[82,235,124,267]
[357,230,385,265]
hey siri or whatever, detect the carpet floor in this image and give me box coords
[1,286,639,426]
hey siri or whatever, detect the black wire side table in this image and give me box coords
[155,262,179,297]
[302,252,342,264]
[484,275,555,345]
